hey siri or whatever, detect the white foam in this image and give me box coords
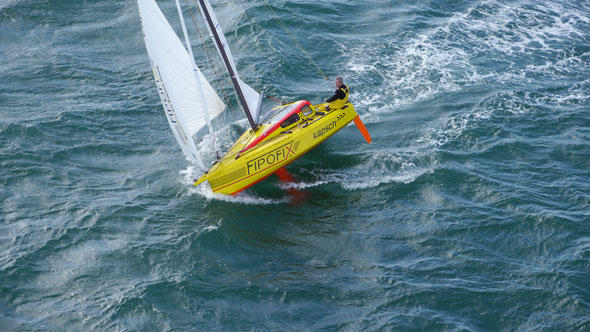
[180,166,288,205]
[341,168,431,190]
[0,0,18,10]
[278,179,335,191]
[275,164,430,191]
[202,220,220,232]
[343,0,588,124]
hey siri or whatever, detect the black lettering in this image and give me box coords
[267,153,276,165]
[247,142,294,173]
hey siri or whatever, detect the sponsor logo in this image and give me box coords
[313,112,346,139]
[153,66,190,145]
[153,66,177,124]
[247,141,296,175]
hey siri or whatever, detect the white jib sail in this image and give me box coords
[197,0,264,123]
[238,78,264,123]
[138,0,225,163]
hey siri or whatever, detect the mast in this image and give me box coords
[196,0,258,131]
[174,0,219,155]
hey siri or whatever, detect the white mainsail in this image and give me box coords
[138,0,225,163]
[196,0,264,124]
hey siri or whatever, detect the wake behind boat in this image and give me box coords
[138,0,371,195]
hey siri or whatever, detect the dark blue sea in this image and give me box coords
[1,0,589,330]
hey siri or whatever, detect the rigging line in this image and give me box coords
[197,0,258,131]
[190,3,287,115]
[175,0,220,161]
[242,11,288,105]
[265,94,285,105]
[262,1,330,81]
[186,4,234,110]
[243,9,296,63]
[242,11,305,105]
[250,19,322,83]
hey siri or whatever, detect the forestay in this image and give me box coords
[138,0,225,163]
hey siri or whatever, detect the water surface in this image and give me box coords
[1,0,589,330]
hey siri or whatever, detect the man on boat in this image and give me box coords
[324,76,349,110]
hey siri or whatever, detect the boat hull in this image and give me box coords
[197,102,361,195]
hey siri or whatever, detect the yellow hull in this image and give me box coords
[194,101,365,195]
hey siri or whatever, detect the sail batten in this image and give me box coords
[138,0,225,163]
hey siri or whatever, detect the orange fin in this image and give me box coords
[353,115,372,143]
[275,167,295,182]
[275,167,306,203]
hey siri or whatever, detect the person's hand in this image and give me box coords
[324,98,328,103]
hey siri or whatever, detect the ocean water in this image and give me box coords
[1,0,589,330]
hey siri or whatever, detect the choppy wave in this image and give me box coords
[1,0,589,330]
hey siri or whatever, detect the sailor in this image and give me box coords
[324,76,349,110]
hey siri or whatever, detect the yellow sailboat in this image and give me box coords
[139,0,371,195]
[195,100,371,195]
